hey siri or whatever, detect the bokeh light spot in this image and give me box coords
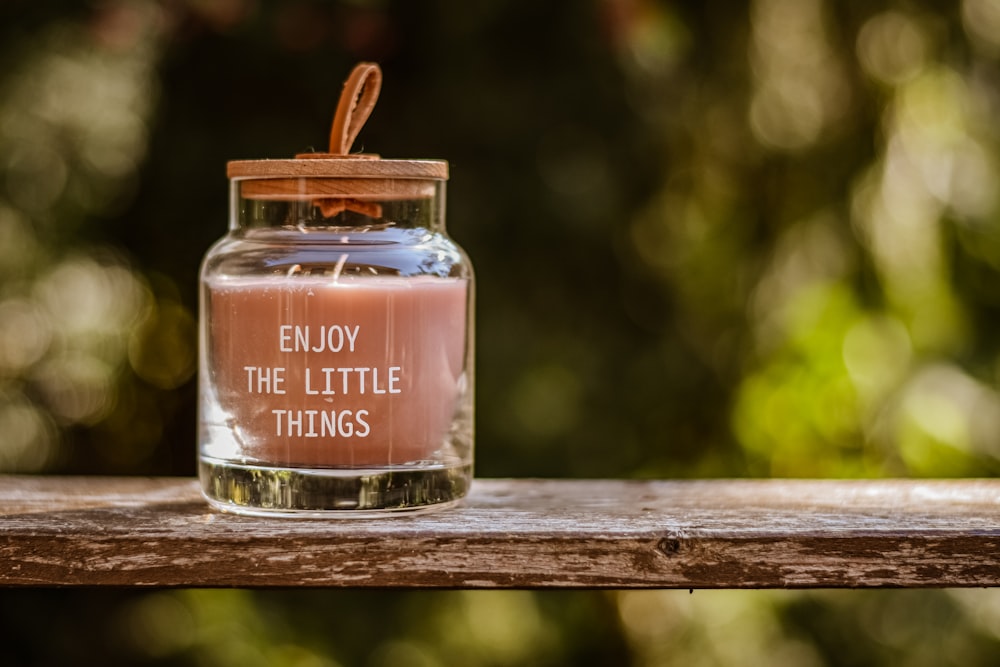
[963,0,1000,55]
[0,298,52,375]
[842,315,911,402]
[857,11,929,86]
[33,353,116,425]
[0,393,58,472]
[128,300,197,390]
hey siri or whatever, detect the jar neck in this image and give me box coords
[229,178,446,233]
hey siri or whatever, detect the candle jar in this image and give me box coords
[199,157,473,516]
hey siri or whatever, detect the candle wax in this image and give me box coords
[206,275,469,467]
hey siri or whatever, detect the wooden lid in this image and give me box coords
[227,62,447,215]
[227,157,448,180]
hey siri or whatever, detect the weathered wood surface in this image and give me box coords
[1,476,998,589]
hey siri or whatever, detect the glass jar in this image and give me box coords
[198,157,474,516]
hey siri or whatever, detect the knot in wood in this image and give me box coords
[657,537,682,555]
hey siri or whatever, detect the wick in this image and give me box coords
[331,253,349,283]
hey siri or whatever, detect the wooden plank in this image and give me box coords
[0,476,998,589]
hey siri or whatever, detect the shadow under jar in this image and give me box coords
[199,158,474,516]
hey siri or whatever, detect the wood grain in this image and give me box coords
[226,158,448,180]
[238,177,436,201]
[1,477,998,589]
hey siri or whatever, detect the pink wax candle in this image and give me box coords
[206,275,469,468]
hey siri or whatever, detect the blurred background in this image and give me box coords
[2,0,1000,664]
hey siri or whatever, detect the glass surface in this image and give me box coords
[199,177,473,515]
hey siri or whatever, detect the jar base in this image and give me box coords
[199,457,471,518]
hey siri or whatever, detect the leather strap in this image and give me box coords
[329,62,382,155]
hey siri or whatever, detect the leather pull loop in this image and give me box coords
[329,62,382,155]
[281,62,400,218]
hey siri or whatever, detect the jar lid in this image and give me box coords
[227,63,446,215]
[229,63,446,180]
[226,157,448,181]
